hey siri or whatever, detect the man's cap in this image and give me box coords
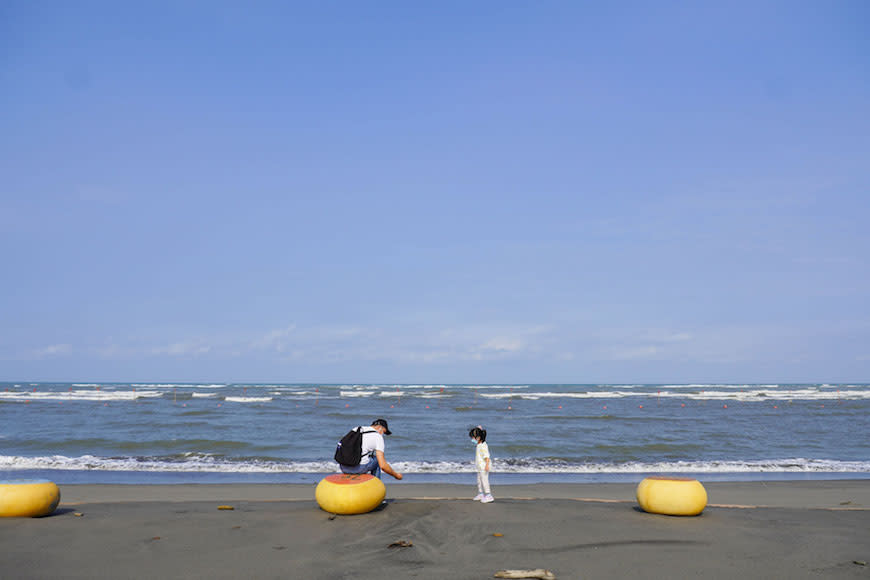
[372,418,392,435]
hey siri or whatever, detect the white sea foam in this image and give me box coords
[657,388,870,401]
[223,396,272,403]
[374,389,448,398]
[1,455,868,474]
[0,454,330,473]
[402,458,870,474]
[339,390,377,398]
[191,393,217,398]
[131,384,228,389]
[657,384,784,391]
[474,387,870,401]
[4,384,867,403]
[365,384,528,391]
[0,390,163,402]
[463,385,530,390]
[479,391,638,400]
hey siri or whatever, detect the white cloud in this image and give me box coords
[605,345,659,360]
[250,325,371,356]
[28,319,837,375]
[261,322,553,365]
[250,325,297,352]
[150,341,211,357]
[479,337,525,353]
[34,344,72,358]
[93,342,134,359]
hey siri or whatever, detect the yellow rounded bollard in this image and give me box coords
[636,476,707,516]
[315,474,386,515]
[0,480,61,517]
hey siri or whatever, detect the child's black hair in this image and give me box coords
[469,425,487,442]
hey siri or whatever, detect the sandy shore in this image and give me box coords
[2,480,868,579]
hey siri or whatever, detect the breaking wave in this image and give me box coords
[2,455,868,474]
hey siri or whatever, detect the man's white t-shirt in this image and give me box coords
[359,428,385,463]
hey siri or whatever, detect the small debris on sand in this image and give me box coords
[494,569,556,580]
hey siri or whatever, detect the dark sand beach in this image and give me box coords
[2,481,868,579]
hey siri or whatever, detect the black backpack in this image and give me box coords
[334,427,373,466]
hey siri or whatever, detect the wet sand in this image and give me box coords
[2,481,868,579]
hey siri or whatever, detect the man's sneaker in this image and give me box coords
[481,494,494,503]
[473,494,485,501]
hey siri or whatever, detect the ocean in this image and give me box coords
[2,382,868,485]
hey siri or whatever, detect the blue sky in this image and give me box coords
[2,1,868,383]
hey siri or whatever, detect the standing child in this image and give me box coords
[469,426,494,503]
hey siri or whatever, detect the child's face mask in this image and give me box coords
[471,438,478,445]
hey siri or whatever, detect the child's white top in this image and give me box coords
[475,442,490,471]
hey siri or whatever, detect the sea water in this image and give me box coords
[1,382,868,484]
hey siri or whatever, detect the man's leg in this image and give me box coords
[340,456,374,474]
[342,456,380,478]
[360,456,380,478]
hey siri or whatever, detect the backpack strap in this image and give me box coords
[359,427,378,459]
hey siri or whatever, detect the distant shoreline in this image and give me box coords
[54,479,870,508]
[4,469,870,486]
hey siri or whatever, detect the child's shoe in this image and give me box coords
[473,493,485,501]
[481,494,494,503]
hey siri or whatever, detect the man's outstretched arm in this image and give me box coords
[375,450,403,480]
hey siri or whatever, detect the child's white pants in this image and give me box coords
[476,470,491,494]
